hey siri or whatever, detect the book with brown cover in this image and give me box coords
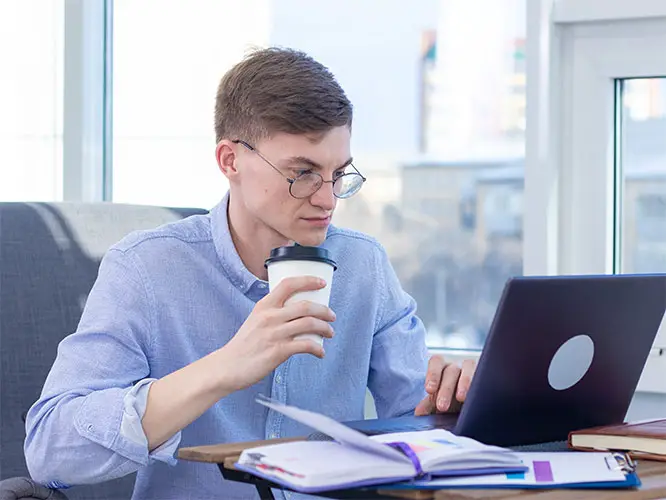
[568,418,666,461]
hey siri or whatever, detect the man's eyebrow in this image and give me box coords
[279,156,354,170]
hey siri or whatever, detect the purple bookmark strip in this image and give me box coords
[533,460,554,482]
[386,442,424,477]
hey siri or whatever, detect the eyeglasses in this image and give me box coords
[232,139,366,200]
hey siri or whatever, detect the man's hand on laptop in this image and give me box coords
[414,355,477,415]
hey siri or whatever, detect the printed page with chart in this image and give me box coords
[392,451,640,490]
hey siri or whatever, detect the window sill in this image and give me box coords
[427,347,482,364]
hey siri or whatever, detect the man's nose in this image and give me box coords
[310,180,336,210]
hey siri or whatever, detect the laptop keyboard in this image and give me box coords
[361,421,438,435]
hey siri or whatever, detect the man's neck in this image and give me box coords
[226,194,289,281]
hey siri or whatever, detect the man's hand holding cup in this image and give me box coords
[222,246,337,392]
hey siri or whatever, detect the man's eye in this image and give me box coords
[295,169,313,177]
[333,169,347,179]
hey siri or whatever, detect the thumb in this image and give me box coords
[414,395,436,416]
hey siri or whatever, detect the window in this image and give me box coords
[271,0,526,350]
[0,1,64,201]
[5,0,663,398]
[620,79,666,272]
[482,181,523,238]
[111,0,527,351]
[619,79,666,396]
[552,5,666,393]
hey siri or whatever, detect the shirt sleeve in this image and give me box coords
[24,247,179,487]
[367,245,430,418]
[120,378,182,463]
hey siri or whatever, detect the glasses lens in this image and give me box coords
[334,173,364,199]
[291,172,322,198]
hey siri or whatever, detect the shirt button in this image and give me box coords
[258,283,267,289]
[275,374,282,384]
[269,433,277,439]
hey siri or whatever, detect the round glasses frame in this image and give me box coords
[232,139,366,199]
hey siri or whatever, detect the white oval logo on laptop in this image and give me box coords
[547,334,595,390]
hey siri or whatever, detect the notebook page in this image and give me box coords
[371,429,521,472]
[256,397,407,464]
[238,440,413,489]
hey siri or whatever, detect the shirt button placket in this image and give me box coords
[267,366,286,440]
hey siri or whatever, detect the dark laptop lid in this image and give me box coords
[455,273,666,446]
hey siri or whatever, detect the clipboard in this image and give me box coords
[386,451,641,490]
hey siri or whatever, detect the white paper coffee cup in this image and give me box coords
[265,245,337,348]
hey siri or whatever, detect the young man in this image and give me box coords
[24,47,476,499]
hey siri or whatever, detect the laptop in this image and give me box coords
[344,274,666,447]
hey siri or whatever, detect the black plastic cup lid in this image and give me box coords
[265,245,337,270]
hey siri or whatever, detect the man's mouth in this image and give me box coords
[302,216,331,226]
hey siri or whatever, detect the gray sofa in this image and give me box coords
[0,202,208,500]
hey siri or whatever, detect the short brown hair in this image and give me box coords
[214,47,353,143]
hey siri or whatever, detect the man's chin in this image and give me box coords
[290,227,329,247]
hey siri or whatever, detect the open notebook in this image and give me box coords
[235,397,527,493]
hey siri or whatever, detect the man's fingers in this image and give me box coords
[425,355,447,394]
[286,339,326,359]
[280,300,336,323]
[436,363,461,412]
[279,317,334,340]
[414,395,436,416]
[456,359,476,402]
[265,276,327,308]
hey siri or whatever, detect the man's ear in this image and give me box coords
[216,140,238,179]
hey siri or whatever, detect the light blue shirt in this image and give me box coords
[24,193,429,500]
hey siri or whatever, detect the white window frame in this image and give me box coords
[527,0,666,393]
[62,0,111,202]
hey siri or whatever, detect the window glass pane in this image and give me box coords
[112,0,526,350]
[619,78,666,274]
[0,1,64,201]
[112,0,270,208]
[274,0,525,350]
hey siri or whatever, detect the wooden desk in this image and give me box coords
[178,439,666,500]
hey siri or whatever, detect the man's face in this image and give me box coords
[234,126,352,246]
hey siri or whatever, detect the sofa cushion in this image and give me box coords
[0,202,207,500]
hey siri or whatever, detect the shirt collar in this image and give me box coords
[210,192,262,295]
